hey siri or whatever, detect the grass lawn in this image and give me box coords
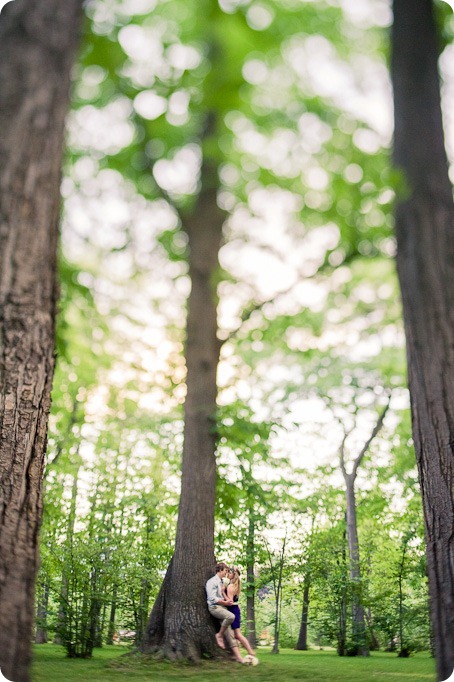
[32,644,436,682]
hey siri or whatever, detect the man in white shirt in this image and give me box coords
[206,562,245,663]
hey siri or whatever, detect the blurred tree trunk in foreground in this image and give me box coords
[142,157,225,660]
[0,1,82,680]
[391,0,454,678]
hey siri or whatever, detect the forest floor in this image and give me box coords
[32,643,436,682]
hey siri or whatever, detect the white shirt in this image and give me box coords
[206,574,224,607]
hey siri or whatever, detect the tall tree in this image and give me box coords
[391,0,454,678]
[141,152,225,659]
[0,1,82,680]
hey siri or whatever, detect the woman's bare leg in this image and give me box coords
[233,629,255,656]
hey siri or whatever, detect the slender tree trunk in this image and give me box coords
[365,608,380,652]
[391,1,454,678]
[397,540,408,656]
[105,505,124,645]
[35,582,50,644]
[86,568,101,654]
[106,589,117,646]
[337,529,348,657]
[344,476,369,656]
[270,535,286,655]
[338,407,388,657]
[142,156,225,660]
[398,563,404,655]
[92,588,104,648]
[56,464,80,648]
[0,2,82,679]
[133,577,150,647]
[246,504,257,648]
[54,577,68,646]
[295,579,310,650]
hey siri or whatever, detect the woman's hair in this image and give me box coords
[228,567,241,597]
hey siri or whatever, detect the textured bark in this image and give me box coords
[391,1,454,678]
[295,580,310,650]
[0,2,82,680]
[142,163,225,660]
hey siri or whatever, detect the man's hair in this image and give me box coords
[215,562,228,573]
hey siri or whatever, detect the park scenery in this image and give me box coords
[0,0,454,681]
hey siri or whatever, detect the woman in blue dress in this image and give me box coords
[225,567,256,657]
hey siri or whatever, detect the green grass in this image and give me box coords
[32,644,436,682]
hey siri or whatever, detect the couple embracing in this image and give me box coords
[205,562,256,664]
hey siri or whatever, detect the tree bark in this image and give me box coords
[0,2,82,680]
[391,1,454,678]
[295,579,310,650]
[141,159,225,660]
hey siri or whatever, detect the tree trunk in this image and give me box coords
[365,608,380,652]
[246,505,257,648]
[391,1,454,678]
[134,578,149,647]
[397,539,408,656]
[54,576,68,646]
[141,158,225,660]
[0,2,82,680]
[270,535,286,655]
[106,590,117,646]
[56,464,80,648]
[91,580,103,649]
[344,476,369,656]
[295,579,310,650]
[337,530,347,657]
[35,582,50,644]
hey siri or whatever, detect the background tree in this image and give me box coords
[338,398,390,656]
[391,0,454,677]
[0,1,82,680]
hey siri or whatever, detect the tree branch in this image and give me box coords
[351,396,391,479]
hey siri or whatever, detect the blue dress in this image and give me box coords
[227,595,241,629]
